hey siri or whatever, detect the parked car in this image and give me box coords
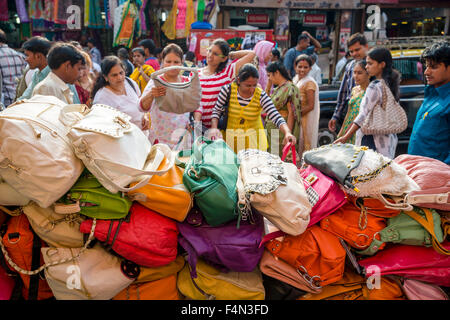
[317,49,425,156]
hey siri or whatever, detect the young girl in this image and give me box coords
[334,47,401,159]
[336,59,370,144]
[293,54,320,153]
[139,43,191,148]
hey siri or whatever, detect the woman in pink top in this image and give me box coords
[253,40,275,92]
[193,39,256,129]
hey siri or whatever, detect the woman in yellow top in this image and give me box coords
[130,47,155,93]
[209,63,296,154]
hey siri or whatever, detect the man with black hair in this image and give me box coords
[87,38,101,65]
[328,33,369,133]
[17,36,52,101]
[284,31,321,78]
[408,41,450,164]
[0,28,27,108]
[138,39,160,71]
[117,47,134,77]
[32,43,85,104]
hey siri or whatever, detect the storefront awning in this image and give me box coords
[218,0,363,10]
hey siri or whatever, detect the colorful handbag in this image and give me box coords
[359,242,450,287]
[136,255,185,283]
[299,165,347,227]
[177,206,264,278]
[182,137,239,226]
[177,258,265,300]
[79,203,179,268]
[400,278,449,300]
[357,207,446,256]
[55,171,132,220]
[113,275,180,300]
[237,149,311,236]
[128,155,193,222]
[263,225,346,288]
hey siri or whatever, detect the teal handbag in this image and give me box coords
[357,206,445,256]
[182,137,239,226]
[55,170,132,219]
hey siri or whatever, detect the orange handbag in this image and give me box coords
[264,225,346,288]
[352,196,402,218]
[113,274,180,300]
[319,197,387,251]
[128,156,193,222]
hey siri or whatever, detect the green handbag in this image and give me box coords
[55,170,132,219]
[182,137,239,226]
[357,206,446,256]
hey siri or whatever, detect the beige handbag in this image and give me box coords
[361,79,408,135]
[236,149,311,236]
[23,202,85,248]
[0,178,30,206]
[42,243,134,300]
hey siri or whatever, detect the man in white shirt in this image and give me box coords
[32,43,85,104]
[309,53,322,85]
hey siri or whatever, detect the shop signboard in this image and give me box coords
[303,14,327,26]
[218,0,362,9]
[362,0,398,3]
[246,14,270,25]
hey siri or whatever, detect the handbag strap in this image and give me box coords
[281,142,297,165]
[259,230,286,248]
[150,66,198,82]
[0,218,97,276]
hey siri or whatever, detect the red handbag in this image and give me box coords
[80,203,179,268]
[358,242,450,287]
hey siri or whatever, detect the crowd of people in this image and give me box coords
[0,28,448,164]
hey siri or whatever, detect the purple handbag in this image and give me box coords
[177,207,265,278]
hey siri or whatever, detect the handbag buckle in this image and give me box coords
[297,265,322,290]
[114,116,131,129]
[306,173,318,185]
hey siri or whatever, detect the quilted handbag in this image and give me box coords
[150,66,201,114]
[22,202,85,248]
[113,275,180,300]
[42,243,135,300]
[177,206,264,278]
[360,79,408,135]
[394,154,450,211]
[177,258,265,300]
[302,143,419,207]
[237,149,312,236]
[79,203,179,268]
[127,154,193,222]
[0,95,84,208]
[182,137,239,226]
[357,207,446,256]
[59,104,175,193]
[359,242,450,287]
[299,165,347,227]
[54,171,132,220]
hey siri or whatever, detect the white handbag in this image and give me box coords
[0,95,84,208]
[236,149,312,236]
[60,104,176,193]
[23,202,85,248]
[42,243,134,300]
[0,178,30,206]
[150,66,201,114]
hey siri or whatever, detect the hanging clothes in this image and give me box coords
[15,0,30,23]
[88,0,104,28]
[43,0,53,22]
[113,0,139,48]
[197,0,205,22]
[28,0,45,20]
[108,0,118,27]
[161,0,195,40]
[139,0,148,32]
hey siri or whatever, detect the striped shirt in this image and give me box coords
[197,62,236,128]
[0,44,26,107]
[212,83,286,128]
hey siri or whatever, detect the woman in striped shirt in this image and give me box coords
[209,64,296,154]
[192,39,257,129]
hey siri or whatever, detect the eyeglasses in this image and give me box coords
[207,48,226,59]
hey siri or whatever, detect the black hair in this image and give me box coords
[185,51,196,62]
[87,38,95,45]
[266,61,292,81]
[91,56,125,99]
[155,47,163,55]
[211,39,230,74]
[22,36,52,56]
[131,47,145,57]
[271,48,281,59]
[237,63,259,83]
[138,39,157,56]
[347,33,368,48]
[0,29,7,44]
[354,58,368,71]
[117,47,130,59]
[294,54,313,67]
[162,43,184,61]
[421,41,450,68]
[310,53,318,63]
[47,43,86,70]
[368,47,401,101]
[297,34,309,44]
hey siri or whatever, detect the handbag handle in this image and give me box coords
[0,218,97,276]
[281,142,297,165]
[150,66,198,82]
[58,103,91,127]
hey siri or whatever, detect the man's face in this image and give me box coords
[348,42,369,61]
[24,50,40,69]
[133,52,145,66]
[424,59,450,88]
[63,60,84,84]
[298,38,310,50]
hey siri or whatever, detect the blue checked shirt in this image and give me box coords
[0,44,26,107]
[332,59,356,123]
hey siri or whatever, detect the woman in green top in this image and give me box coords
[337,59,370,144]
[265,61,302,161]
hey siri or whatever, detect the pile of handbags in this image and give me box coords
[0,95,448,301]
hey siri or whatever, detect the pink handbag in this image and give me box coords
[359,242,450,287]
[0,263,15,300]
[402,279,449,300]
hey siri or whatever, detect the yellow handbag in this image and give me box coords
[177,258,265,300]
[113,275,181,300]
[136,255,185,283]
[128,156,193,222]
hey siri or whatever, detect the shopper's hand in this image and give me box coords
[142,113,151,131]
[206,128,223,141]
[150,86,166,97]
[328,119,336,132]
[333,136,347,144]
[282,132,296,147]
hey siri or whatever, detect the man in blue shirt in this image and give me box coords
[284,31,321,78]
[408,41,450,164]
